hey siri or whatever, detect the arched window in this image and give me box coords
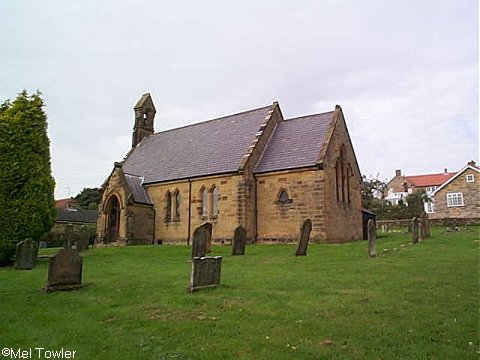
[201,187,208,217]
[347,164,352,204]
[174,190,180,219]
[211,186,219,216]
[278,189,290,205]
[335,161,341,202]
[165,191,171,221]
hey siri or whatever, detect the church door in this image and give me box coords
[106,196,120,242]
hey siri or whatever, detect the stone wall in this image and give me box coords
[146,174,244,244]
[256,169,325,243]
[321,109,363,242]
[431,167,480,219]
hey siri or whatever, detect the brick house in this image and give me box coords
[96,94,363,245]
[429,162,479,221]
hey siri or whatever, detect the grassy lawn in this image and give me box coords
[1,227,478,359]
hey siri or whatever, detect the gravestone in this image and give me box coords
[367,219,377,258]
[44,248,83,293]
[420,212,430,240]
[204,222,213,253]
[232,226,247,255]
[295,219,312,256]
[14,238,39,270]
[191,223,212,258]
[75,227,89,252]
[188,256,222,293]
[412,217,419,244]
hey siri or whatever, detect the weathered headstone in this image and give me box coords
[191,223,212,258]
[232,226,247,255]
[14,238,39,270]
[44,248,83,293]
[367,219,377,258]
[204,222,213,253]
[412,217,419,244]
[420,212,430,240]
[295,219,312,256]
[188,256,222,293]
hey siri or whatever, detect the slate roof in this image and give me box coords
[124,173,153,204]
[254,112,334,173]
[55,208,98,224]
[405,173,456,187]
[123,105,274,184]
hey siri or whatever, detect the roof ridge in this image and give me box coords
[285,110,335,122]
[406,172,456,178]
[152,104,273,136]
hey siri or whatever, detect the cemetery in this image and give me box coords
[1,224,478,359]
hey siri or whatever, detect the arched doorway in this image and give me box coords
[105,195,120,243]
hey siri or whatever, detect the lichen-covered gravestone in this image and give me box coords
[367,219,377,258]
[412,217,419,244]
[295,219,312,256]
[232,226,247,255]
[43,248,83,293]
[188,256,222,293]
[191,223,212,258]
[420,212,430,240]
[14,238,39,270]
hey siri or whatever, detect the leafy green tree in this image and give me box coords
[0,91,55,265]
[75,187,101,209]
[361,175,388,217]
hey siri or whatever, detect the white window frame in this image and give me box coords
[466,174,474,183]
[446,192,464,207]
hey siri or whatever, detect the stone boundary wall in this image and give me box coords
[377,218,480,229]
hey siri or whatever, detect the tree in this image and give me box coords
[405,191,427,218]
[0,91,55,265]
[361,175,388,217]
[75,187,101,209]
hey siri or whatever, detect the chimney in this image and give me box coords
[444,168,448,174]
[468,160,476,167]
[395,169,401,177]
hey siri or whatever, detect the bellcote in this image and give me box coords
[132,93,156,148]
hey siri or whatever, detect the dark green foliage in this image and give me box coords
[75,187,101,209]
[362,175,428,220]
[0,91,55,265]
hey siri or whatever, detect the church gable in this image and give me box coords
[254,111,335,174]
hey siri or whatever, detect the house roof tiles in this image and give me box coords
[55,208,98,224]
[405,173,456,187]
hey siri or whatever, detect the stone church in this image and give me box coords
[96,94,362,245]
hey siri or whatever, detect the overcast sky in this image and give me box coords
[1,0,478,199]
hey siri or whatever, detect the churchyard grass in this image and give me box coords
[1,226,478,359]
